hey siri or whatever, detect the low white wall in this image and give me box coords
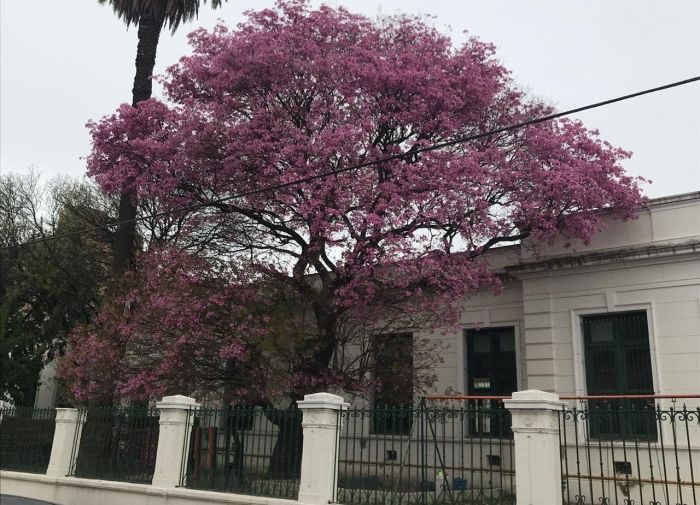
[0,471,300,505]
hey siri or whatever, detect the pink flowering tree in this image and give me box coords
[62,248,274,403]
[82,0,644,405]
[62,245,444,405]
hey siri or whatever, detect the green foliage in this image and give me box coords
[0,172,114,406]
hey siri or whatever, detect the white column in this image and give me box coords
[152,394,199,488]
[46,408,85,477]
[297,392,349,505]
[504,390,565,505]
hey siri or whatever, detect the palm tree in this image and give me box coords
[99,0,224,278]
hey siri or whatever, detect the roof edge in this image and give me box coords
[507,239,700,274]
[645,191,700,207]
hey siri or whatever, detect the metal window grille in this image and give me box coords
[372,333,414,436]
[583,311,656,440]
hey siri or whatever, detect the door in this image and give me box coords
[465,327,517,438]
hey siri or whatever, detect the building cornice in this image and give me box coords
[645,191,700,207]
[507,240,700,275]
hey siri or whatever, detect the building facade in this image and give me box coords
[413,191,700,401]
[345,192,700,501]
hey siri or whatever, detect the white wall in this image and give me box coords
[418,280,526,397]
[34,360,58,409]
[519,255,700,397]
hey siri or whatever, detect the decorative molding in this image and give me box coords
[157,420,189,427]
[55,418,83,425]
[605,289,616,311]
[508,240,700,274]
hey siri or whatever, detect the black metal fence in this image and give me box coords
[70,406,159,483]
[559,397,700,505]
[181,406,302,499]
[335,400,515,505]
[0,407,56,473]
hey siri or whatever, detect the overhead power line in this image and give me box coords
[2,75,699,252]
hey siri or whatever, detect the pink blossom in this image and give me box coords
[74,1,645,402]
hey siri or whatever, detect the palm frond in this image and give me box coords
[97,0,224,31]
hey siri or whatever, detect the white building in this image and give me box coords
[405,191,700,402]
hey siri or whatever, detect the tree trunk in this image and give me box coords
[266,403,304,479]
[307,298,339,382]
[113,13,163,278]
[266,301,339,479]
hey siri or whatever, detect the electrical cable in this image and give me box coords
[2,75,698,252]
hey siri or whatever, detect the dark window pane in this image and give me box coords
[372,333,413,435]
[625,347,654,390]
[583,311,655,440]
[499,332,515,352]
[589,319,614,343]
[472,333,491,353]
[587,348,616,393]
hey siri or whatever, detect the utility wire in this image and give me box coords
[2,75,699,252]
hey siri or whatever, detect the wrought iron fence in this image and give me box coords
[0,407,56,473]
[558,396,700,505]
[70,405,159,483]
[335,399,515,505]
[180,405,302,499]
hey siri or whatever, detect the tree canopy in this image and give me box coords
[72,0,644,403]
[0,173,113,405]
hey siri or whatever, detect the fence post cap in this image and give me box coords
[503,389,564,410]
[54,407,81,420]
[156,394,199,410]
[513,390,560,401]
[297,392,349,410]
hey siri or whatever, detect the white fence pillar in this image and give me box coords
[297,392,349,505]
[504,390,565,505]
[152,394,199,488]
[46,408,85,477]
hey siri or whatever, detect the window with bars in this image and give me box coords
[371,333,414,435]
[582,311,657,440]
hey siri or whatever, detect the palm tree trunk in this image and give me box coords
[131,14,162,106]
[113,13,163,278]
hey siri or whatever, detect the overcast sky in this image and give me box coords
[1,1,699,198]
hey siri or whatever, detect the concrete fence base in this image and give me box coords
[3,390,643,505]
[0,470,300,505]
